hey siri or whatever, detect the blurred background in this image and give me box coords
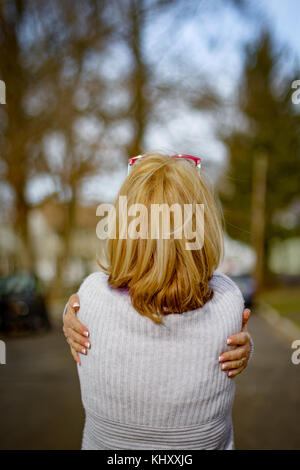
[0,0,300,450]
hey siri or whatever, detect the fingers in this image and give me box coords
[65,328,91,358]
[65,294,80,321]
[219,346,247,362]
[71,346,81,366]
[242,308,251,329]
[66,328,91,349]
[220,358,246,371]
[63,294,90,338]
[219,323,252,378]
[226,366,244,378]
[63,292,90,365]
[69,293,80,312]
[226,331,250,346]
[62,318,89,342]
[67,336,88,356]
[69,314,89,338]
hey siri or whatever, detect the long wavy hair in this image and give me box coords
[98,153,224,323]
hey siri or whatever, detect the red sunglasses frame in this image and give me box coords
[128,154,201,175]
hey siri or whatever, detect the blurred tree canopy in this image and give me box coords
[0,0,115,272]
[0,0,249,280]
[218,32,300,288]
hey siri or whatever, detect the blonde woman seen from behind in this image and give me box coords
[63,153,254,450]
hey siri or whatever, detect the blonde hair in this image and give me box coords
[98,153,224,323]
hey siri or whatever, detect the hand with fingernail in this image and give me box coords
[218,308,253,378]
[62,294,90,366]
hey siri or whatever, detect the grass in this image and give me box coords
[258,286,300,327]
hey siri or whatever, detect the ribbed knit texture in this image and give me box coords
[76,270,245,450]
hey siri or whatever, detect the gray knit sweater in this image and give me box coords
[75,270,249,450]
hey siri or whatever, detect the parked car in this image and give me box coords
[230,274,256,308]
[0,272,51,335]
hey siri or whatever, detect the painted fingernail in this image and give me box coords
[219,356,223,362]
[222,364,226,370]
[73,302,80,308]
[227,339,232,345]
[81,348,86,354]
[228,371,233,377]
[84,342,90,349]
[83,331,89,337]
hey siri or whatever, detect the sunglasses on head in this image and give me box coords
[127,154,201,175]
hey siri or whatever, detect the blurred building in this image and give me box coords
[0,200,100,288]
[220,234,256,276]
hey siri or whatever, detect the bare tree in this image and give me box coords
[0,0,114,273]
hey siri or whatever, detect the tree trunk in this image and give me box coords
[14,188,35,272]
[54,186,77,292]
[126,0,148,157]
[251,152,268,293]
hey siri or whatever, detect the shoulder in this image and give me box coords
[209,271,245,312]
[207,271,245,332]
[77,270,108,297]
[76,271,110,324]
[210,271,241,292]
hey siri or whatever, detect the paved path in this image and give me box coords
[0,313,299,449]
[233,313,300,449]
[0,327,84,450]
